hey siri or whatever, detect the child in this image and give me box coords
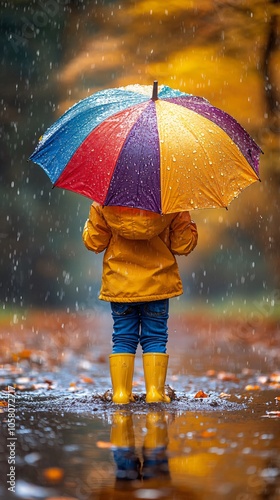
[82,203,198,404]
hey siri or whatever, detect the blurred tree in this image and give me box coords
[0,0,279,308]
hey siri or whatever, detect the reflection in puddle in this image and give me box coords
[3,396,279,500]
[111,411,170,483]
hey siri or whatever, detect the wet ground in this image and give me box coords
[0,307,280,500]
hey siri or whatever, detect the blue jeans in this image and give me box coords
[111,299,169,354]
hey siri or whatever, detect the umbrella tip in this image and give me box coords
[152,80,158,101]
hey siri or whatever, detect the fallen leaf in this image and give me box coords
[80,376,94,384]
[219,392,231,398]
[270,372,280,383]
[194,390,208,398]
[96,441,113,449]
[12,349,33,361]
[245,385,260,391]
[96,355,106,363]
[14,385,28,391]
[275,396,280,401]
[43,467,64,483]
[217,371,239,382]
[68,386,82,392]
[15,377,30,384]
[242,368,255,376]
[206,369,216,377]
[258,372,280,385]
[262,411,280,418]
[200,429,217,438]
[32,383,54,391]
[0,401,8,407]
[44,379,54,386]
[269,383,280,389]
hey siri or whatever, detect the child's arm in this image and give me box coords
[169,211,198,256]
[82,203,112,253]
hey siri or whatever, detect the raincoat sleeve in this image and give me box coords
[169,211,198,256]
[82,203,112,254]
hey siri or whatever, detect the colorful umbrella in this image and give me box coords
[30,81,262,214]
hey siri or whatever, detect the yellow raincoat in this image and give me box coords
[82,203,198,302]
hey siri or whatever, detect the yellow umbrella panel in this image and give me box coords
[156,100,260,214]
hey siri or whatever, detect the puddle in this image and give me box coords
[1,311,280,499]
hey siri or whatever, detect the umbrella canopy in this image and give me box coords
[30,81,262,214]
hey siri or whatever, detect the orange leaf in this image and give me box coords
[269,383,280,389]
[12,349,32,361]
[270,372,280,383]
[200,429,217,438]
[96,441,113,449]
[0,401,8,407]
[245,385,260,391]
[217,371,239,382]
[80,376,94,384]
[194,390,208,398]
[43,467,64,483]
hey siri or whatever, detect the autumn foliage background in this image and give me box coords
[1,0,279,312]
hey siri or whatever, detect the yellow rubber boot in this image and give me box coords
[109,353,135,404]
[143,412,169,449]
[110,411,135,447]
[143,353,171,403]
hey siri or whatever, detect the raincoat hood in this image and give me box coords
[102,205,176,240]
